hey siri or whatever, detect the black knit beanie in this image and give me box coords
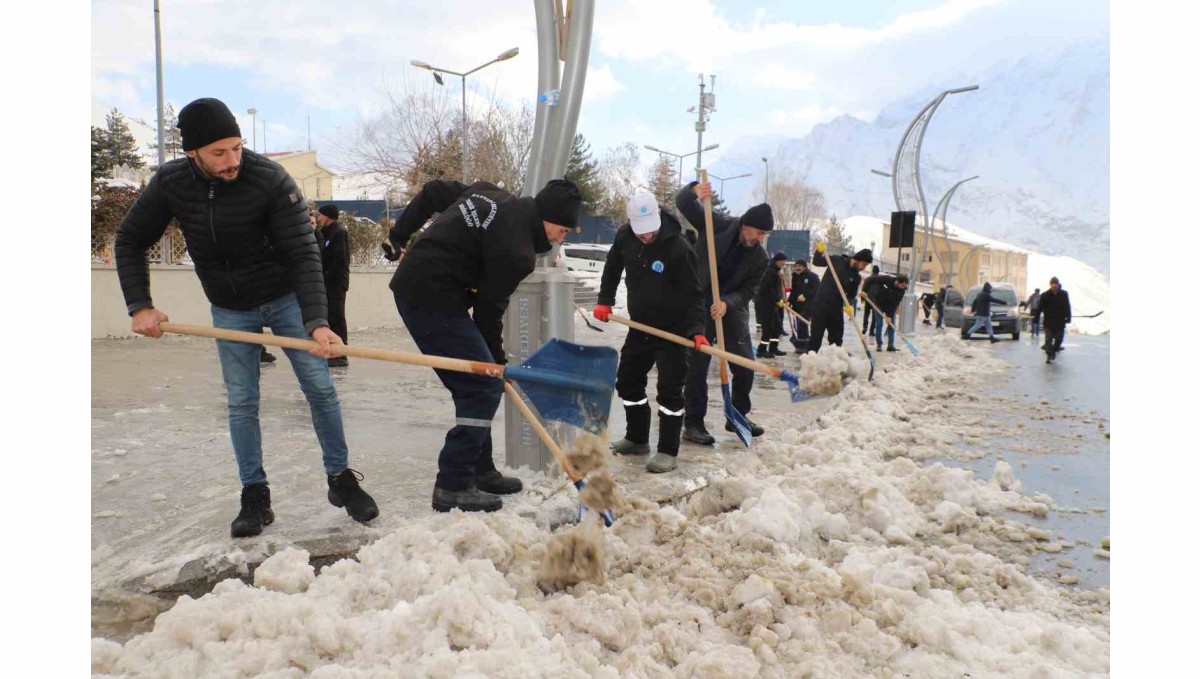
[740,203,774,231]
[852,249,874,264]
[178,98,242,152]
[772,251,787,262]
[535,179,583,228]
[318,204,339,220]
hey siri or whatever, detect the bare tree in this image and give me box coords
[749,172,826,231]
[595,142,642,226]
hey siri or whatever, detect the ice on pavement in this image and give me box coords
[92,334,1108,677]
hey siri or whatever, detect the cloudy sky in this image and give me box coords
[91,0,1108,191]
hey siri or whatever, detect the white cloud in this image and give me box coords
[583,64,625,102]
[751,64,817,92]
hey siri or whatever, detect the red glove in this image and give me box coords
[694,335,711,351]
[593,304,613,322]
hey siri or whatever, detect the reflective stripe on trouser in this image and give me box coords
[686,315,754,421]
[395,293,503,491]
[616,328,690,443]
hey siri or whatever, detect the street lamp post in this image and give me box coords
[247,108,257,151]
[153,0,165,168]
[411,47,520,184]
[644,143,718,184]
[709,172,752,208]
[761,157,769,203]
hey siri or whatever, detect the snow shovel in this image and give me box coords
[782,304,811,326]
[158,322,618,434]
[816,246,876,381]
[503,382,615,527]
[698,169,753,446]
[860,295,919,356]
[588,308,815,403]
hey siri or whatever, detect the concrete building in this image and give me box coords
[874,218,1029,298]
[263,150,336,201]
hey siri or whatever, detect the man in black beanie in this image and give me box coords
[755,251,789,358]
[315,204,351,366]
[383,177,580,513]
[787,259,819,353]
[674,180,771,445]
[115,97,378,538]
[807,243,873,352]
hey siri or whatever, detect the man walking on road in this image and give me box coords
[115,97,378,538]
[594,191,707,473]
[1039,277,1072,362]
[316,204,351,367]
[755,251,789,358]
[385,177,581,513]
[675,180,772,444]
[807,243,873,353]
[964,281,1005,343]
[787,259,819,353]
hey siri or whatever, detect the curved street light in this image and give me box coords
[930,175,979,287]
[410,47,520,183]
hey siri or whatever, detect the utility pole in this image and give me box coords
[307,115,311,151]
[693,74,716,178]
[247,108,257,151]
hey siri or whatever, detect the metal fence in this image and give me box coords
[91,229,189,265]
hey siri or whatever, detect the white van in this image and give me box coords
[561,243,611,273]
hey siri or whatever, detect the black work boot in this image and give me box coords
[726,418,765,437]
[259,348,277,364]
[432,486,502,513]
[657,413,684,456]
[475,469,523,495]
[684,419,716,446]
[230,483,274,538]
[616,402,652,454]
[327,469,379,523]
[769,342,787,357]
[886,345,898,352]
[756,344,772,359]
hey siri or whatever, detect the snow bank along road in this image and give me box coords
[93,334,1108,677]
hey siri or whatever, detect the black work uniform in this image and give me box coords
[599,211,705,456]
[807,251,863,352]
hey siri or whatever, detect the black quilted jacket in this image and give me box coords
[115,150,328,334]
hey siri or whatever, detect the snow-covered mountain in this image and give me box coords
[729,40,1110,276]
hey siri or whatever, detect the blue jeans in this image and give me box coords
[395,294,502,491]
[210,293,349,486]
[966,314,995,338]
[873,312,896,348]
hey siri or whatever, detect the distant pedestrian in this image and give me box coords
[1026,287,1042,337]
[964,281,1005,343]
[808,243,873,352]
[755,251,789,358]
[861,264,880,336]
[787,259,819,353]
[316,204,351,367]
[1039,277,1071,362]
[935,286,949,329]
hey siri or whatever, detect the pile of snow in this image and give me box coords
[797,344,868,395]
[93,335,1108,677]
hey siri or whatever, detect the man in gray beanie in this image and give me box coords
[115,97,378,538]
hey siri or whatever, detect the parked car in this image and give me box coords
[562,243,611,273]
[946,283,1021,340]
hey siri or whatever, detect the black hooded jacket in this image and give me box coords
[115,149,328,333]
[387,179,552,363]
[1039,288,1072,327]
[811,251,863,309]
[674,182,769,330]
[970,282,1006,316]
[788,268,820,315]
[598,209,706,338]
[864,274,907,315]
[755,265,786,323]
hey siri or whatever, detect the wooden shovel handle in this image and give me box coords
[782,304,811,326]
[604,314,781,380]
[860,294,909,341]
[698,168,731,384]
[158,322,507,379]
[819,250,874,357]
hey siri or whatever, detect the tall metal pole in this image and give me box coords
[248,109,256,151]
[762,157,769,203]
[263,119,267,154]
[461,75,469,182]
[153,0,165,167]
[695,75,705,177]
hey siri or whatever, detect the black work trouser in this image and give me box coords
[616,330,690,453]
[686,315,754,422]
[327,285,349,345]
[807,303,845,353]
[1044,322,1066,354]
[757,305,783,344]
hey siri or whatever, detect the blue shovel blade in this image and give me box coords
[779,369,813,403]
[902,337,920,356]
[573,479,615,527]
[503,338,618,434]
[722,382,753,447]
[867,350,877,381]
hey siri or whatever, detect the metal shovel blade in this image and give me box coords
[503,339,618,434]
[722,382,753,446]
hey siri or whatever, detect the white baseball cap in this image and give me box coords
[627,191,661,235]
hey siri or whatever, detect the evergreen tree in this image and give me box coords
[822,214,855,254]
[647,155,678,208]
[104,108,144,170]
[91,126,112,182]
[147,103,184,161]
[710,191,731,218]
[564,133,603,214]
